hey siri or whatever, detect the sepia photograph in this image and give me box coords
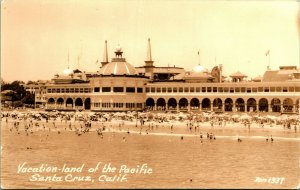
[1,0,300,189]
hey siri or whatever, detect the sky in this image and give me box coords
[1,0,300,82]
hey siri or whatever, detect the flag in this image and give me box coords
[265,50,270,56]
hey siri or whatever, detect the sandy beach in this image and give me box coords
[1,110,300,189]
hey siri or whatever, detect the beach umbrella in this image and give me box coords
[240,115,252,120]
[232,114,240,119]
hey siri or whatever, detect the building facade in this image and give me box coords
[34,39,300,113]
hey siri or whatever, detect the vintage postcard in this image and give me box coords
[1,0,300,189]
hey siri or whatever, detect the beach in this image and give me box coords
[1,110,300,189]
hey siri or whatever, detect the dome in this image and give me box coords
[63,67,72,75]
[193,64,208,73]
[184,71,213,79]
[99,61,136,75]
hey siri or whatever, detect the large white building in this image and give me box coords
[29,39,300,113]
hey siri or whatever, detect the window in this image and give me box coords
[137,103,143,108]
[94,87,100,92]
[162,88,166,93]
[146,87,150,93]
[80,88,83,93]
[230,88,234,93]
[184,87,189,92]
[126,103,135,108]
[295,87,300,92]
[196,87,200,92]
[283,87,288,92]
[57,89,60,93]
[137,88,143,93]
[151,87,155,93]
[241,87,245,93]
[113,103,123,108]
[173,87,177,93]
[246,88,251,93]
[61,89,65,93]
[113,87,124,92]
[94,103,101,107]
[213,87,217,92]
[190,87,194,93]
[289,87,294,92]
[202,87,206,92]
[157,88,161,93]
[264,87,269,92]
[235,88,240,93]
[276,87,282,92]
[207,87,212,92]
[167,88,172,93]
[102,103,111,108]
[218,87,223,93]
[179,88,183,92]
[102,87,111,92]
[75,88,79,93]
[66,88,70,93]
[224,87,228,93]
[270,87,275,92]
[126,87,135,93]
[70,88,74,93]
[252,88,257,92]
[258,87,263,92]
[47,89,51,93]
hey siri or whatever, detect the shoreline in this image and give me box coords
[2,117,299,141]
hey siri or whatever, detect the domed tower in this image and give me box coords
[91,43,148,112]
[99,44,136,75]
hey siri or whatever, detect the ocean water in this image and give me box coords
[1,121,300,189]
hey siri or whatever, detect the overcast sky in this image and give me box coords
[1,0,299,82]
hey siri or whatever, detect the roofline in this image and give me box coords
[135,66,184,69]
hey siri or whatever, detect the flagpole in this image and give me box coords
[266,50,270,70]
[268,51,271,69]
[198,50,200,65]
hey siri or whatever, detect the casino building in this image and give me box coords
[31,39,300,113]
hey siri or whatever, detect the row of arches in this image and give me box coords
[146,97,299,112]
[46,96,299,112]
[47,97,91,110]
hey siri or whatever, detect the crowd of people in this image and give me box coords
[1,110,299,143]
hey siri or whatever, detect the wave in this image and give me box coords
[103,129,300,141]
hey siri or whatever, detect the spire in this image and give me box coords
[101,40,109,68]
[145,38,154,67]
[146,38,152,62]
